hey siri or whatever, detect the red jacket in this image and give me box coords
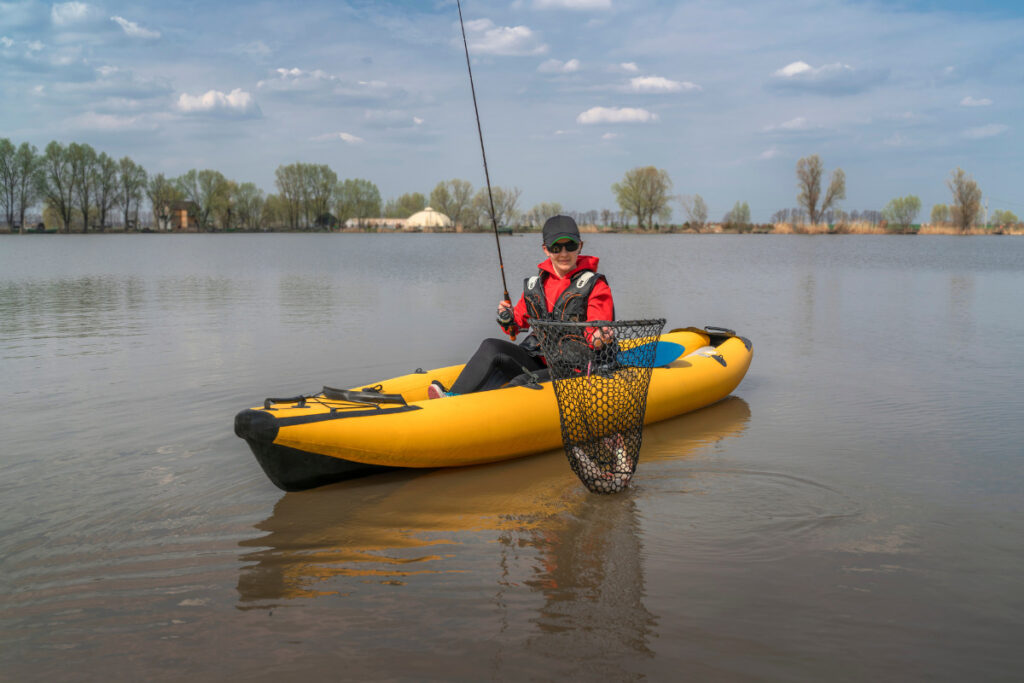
[508,254,614,335]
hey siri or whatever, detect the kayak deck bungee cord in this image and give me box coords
[234,326,752,491]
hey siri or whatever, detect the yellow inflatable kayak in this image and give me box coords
[234,326,752,491]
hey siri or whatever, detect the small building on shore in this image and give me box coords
[155,201,199,231]
[342,207,454,232]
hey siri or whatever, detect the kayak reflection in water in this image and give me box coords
[427,215,616,399]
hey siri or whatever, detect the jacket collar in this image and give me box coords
[538,253,600,279]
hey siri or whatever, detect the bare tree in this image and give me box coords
[147,173,182,230]
[233,182,266,230]
[524,202,563,229]
[116,157,147,230]
[384,192,427,218]
[212,180,238,230]
[930,204,950,225]
[175,169,229,231]
[679,193,708,230]
[0,138,16,228]
[306,164,337,227]
[882,195,922,233]
[612,166,673,230]
[0,140,40,232]
[274,163,304,229]
[37,141,77,232]
[796,155,845,225]
[12,143,39,232]
[70,142,98,231]
[430,179,474,228]
[94,152,119,231]
[335,178,382,227]
[473,186,521,229]
[723,200,751,228]
[947,168,982,232]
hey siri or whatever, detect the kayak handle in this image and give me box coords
[322,386,408,407]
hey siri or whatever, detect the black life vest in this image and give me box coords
[523,268,610,323]
[519,269,611,358]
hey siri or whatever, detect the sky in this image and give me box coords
[1,0,1021,222]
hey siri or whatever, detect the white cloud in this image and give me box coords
[257,68,398,102]
[176,88,261,117]
[533,0,612,8]
[362,109,422,129]
[464,19,547,56]
[758,147,780,160]
[67,111,155,130]
[774,61,812,78]
[2,35,47,56]
[577,106,657,124]
[883,133,908,147]
[311,132,364,144]
[258,67,337,90]
[629,76,700,93]
[765,116,811,131]
[620,62,639,72]
[769,60,887,95]
[236,41,272,59]
[601,132,618,140]
[111,16,160,39]
[963,124,1008,139]
[51,2,94,26]
[538,58,580,73]
[960,96,992,107]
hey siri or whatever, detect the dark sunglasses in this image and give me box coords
[546,241,580,254]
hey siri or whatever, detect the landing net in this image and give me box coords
[531,318,667,494]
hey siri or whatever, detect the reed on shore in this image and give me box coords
[770,221,1024,235]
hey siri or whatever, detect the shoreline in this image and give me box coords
[3,225,1021,236]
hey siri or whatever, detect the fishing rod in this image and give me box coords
[456,0,512,308]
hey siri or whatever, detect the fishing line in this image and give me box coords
[456,0,511,304]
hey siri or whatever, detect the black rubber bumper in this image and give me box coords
[234,409,391,492]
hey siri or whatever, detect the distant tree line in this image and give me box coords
[607,156,1009,234]
[1,138,1014,234]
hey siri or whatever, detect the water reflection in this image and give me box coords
[518,495,657,676]
[0,276,145,353]
[798,272,816,354]
[277,274,339,328]
[154,275,245,311]
[947,274,975,339]
[235,397,750,605]
[0,273,258,356]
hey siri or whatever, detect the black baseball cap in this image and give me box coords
[542,215,581,247]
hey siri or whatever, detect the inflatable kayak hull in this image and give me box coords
[235,326,752,491]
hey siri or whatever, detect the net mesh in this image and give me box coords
[532,318,667,494]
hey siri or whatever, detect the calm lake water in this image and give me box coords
[1,233,1022,681]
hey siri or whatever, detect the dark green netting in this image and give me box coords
[531,318,666,494]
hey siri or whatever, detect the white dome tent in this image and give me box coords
[404,207,453,231]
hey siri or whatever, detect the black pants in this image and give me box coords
[450,338,547,394]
